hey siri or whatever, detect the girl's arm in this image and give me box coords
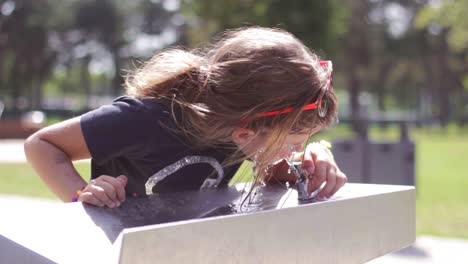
[25,117,127,207]
[24,117,91,202]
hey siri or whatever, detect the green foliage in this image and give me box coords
[0,0,467,125]
[464,76,468,92]
[416,0,468,52]
[0,0,184,108]
[414,0,468,124]
[182,0,349,55]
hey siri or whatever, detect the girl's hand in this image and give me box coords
[302,142,347,199]
[78,175,127,208]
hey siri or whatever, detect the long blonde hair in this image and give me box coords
[125,26,338,178]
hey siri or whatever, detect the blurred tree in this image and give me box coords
[0,0,58,111]
[185,0,467,129]
[417,0,468,52]
[328,0,465,130]
[339,0,370,134]
[0,0,186,112]
[416,0,468,125]
[73,0,125,97]
[183,0,348,55]
[1,0,466,127]
[338,0,436,131]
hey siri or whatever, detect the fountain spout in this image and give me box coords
[288,160,320,201]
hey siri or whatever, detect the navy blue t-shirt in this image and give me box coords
[80,96,241,196]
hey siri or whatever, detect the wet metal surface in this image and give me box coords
[83,183,304,242]
[0,183,415,264]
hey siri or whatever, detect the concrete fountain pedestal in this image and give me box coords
[0,183,415,264]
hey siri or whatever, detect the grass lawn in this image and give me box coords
[0,162,90,199]
[413,132,468,239]
[1,125,467,238]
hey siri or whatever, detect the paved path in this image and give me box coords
[369,236,468,263]
[0,139,89,163]
[0,139,27,162]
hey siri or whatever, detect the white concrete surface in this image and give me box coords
[0,139,27,162]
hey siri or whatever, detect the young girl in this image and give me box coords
[24,27,347,208]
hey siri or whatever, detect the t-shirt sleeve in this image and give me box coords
[80,96,162,165]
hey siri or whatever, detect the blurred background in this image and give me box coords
[0,0,467,261]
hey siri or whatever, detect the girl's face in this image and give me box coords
[260,132,311,165]
[232,127,313,164]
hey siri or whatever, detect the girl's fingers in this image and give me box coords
[97,180,119,203]
[78,192,104,207]
[328,171,348,197]
[86,184,115,208]
[301,142,347,199]
[83,175,128,208]
[302,147,315,176]
[100,176,126,202]
[308,159,327,192]
[317,166,337,198]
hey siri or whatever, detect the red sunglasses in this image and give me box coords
[241,60,333,125]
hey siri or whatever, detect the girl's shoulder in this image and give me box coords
[80,95,176,164]
[112,95,169,116]
[104,95,175,128]
[81,95,173,143]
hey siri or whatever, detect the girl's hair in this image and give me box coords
[125,26,338,179]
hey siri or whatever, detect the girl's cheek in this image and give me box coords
[277,148,292,159]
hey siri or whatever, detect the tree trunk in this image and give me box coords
[11,59,21,113]
[111,48,124,96]
[419,30,437,126]
[343,0,369,136]
[436,30,451,127]
[81,55,92,109]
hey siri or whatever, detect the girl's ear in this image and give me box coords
[231,128,256,145]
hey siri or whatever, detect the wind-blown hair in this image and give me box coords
[125,26,337,178]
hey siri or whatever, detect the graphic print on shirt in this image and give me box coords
[145,156,224,195]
